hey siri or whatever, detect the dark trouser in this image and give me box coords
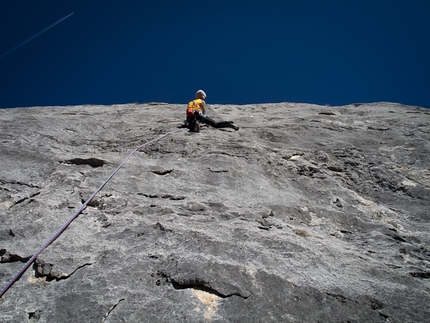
[194,113,233,128]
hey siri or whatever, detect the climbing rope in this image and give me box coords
[0,128,185,298]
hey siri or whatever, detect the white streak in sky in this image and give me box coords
[0,12,74,60]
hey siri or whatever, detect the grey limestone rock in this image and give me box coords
[0,102,429,322]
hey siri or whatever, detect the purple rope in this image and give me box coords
[0,128,184,298]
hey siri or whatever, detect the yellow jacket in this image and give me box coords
[187,98,206,116]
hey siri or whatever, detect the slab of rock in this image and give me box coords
[0,102,429,322]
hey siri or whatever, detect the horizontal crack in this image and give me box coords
[14,191,40,206]
[157,271,250,299]
[33,258,93,281]
[150,169,174,175]
[410,271,430,279]
[0,249,31,263]
[138,193,185,200]
[0,179,41,189]
[172,281,246,299]
[61,158,106,168]
[209,168,229,173]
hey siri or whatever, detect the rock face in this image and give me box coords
[0,102,429,322]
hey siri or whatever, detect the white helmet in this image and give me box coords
[195,90,207,100]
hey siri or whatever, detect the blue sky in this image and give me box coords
[1,0,429,108]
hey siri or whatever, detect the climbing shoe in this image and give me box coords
[230,124,239,131]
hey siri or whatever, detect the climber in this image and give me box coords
[186,90,239,132]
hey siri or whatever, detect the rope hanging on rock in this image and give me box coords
[0,128,184,298]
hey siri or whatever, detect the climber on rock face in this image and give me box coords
[186,90,239,132]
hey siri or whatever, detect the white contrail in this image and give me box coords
[0,12,74,60]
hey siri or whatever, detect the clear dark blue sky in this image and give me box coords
[1,0,429,108]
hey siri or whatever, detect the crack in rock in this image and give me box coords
[138,193,185,200]
[368,126,390,131]
[0,179,41,188]
[28,309,42,320]
[208,167,229,173]
[157,271,250,299]
[171,280,246,299]
[62,158,106,168]
[153,222,172,233]
[0,249,31,263]
[33,258,93,281]
[102,298,124,322]
[149,168,174,175]
[319,111,338,116]
[14,191,40,206]
[409,271,430,278]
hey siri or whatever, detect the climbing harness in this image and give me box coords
[0,128,185,298]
